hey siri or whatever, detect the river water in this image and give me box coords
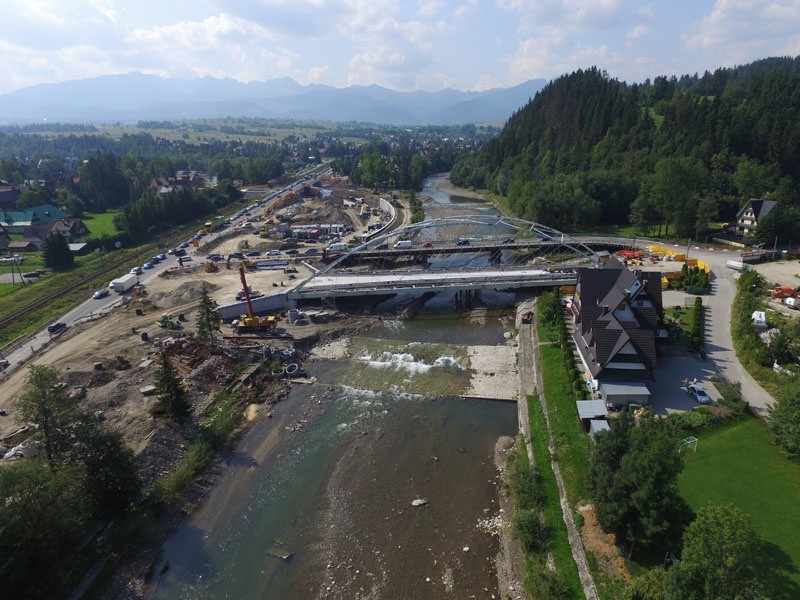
[147,175,520,599]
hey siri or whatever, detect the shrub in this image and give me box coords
[528,569,572,600]
[514,509,550,553]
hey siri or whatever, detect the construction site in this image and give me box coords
[0,175,405,489]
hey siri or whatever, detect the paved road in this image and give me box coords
[652,243,775,414]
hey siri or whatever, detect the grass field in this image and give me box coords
[679,418,800,585]
[525,395,584,598]
[537,320,592,501]
[82,211,120,237]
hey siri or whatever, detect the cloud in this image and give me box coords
[126,13,303,81]
[686,0,800,51]
[417,0,444,16]
[454,0,478,19]
[213,0,351,38]
[626,24,649,46]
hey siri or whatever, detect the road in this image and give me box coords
[651,242,776,414]
[0,167,328,376]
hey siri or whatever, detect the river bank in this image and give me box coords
[97,174,528,600]
[421,172,486,201]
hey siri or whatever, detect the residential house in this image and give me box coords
[49,218,90,240]
[0,204,68,234]
[735,198,777,235]
[6,218,89,252]
[570,258,665,406]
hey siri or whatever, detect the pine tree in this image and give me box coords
[155,350,190,422]
[43,232,74,271]
[195,284,220,345]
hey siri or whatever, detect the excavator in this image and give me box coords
[232,266,277,334]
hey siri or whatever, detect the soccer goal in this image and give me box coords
[679,436,698,453]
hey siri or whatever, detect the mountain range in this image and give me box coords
[0,73,546,126]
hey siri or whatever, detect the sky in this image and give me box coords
[1,0,800,96]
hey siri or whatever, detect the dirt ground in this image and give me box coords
[1,174,532,600]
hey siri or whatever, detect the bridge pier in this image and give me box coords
[455,289,477,310]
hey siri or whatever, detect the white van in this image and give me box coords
[393,240,412,249]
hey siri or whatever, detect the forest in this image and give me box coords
[451,58,800,245]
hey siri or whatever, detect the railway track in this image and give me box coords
[0,245,155,330]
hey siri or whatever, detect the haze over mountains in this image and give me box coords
[0,73,546,126]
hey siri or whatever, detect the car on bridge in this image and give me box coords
[456,239,470,246]
[422,242,433,248]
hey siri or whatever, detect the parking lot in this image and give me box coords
[648,349,721,415]
[647,289,721,415]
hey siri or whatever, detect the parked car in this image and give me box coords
[22,271,40,278]
[304,248,319,255]
[179,241,190,248]
[157,253,167,261]
[246,250,261,257]
[92,288,110,299]
[267,249,281,256]
[142,261,154,270]
[285,249,299,255]
[130,266,143,275]
[47,322,67,334]
[688,384,711,404]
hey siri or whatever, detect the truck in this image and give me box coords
[393,240,412,249]
[110,273,139,293]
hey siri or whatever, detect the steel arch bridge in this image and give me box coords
[293,215,598,296]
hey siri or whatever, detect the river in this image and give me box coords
[146,174,520,599]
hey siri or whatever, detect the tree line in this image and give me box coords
[451,59,800,244]
[0,293,222,598]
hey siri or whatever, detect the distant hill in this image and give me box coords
[0,74,546,126]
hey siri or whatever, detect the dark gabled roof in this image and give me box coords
[737,198,778,221]
[574,259,662,381]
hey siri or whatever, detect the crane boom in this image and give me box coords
[239,266,255,318]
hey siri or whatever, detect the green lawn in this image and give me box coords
[537,320,592,501]
[526,395,584,598]
[679,418,800,585]
[82,211,120,237]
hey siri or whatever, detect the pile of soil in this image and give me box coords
[149,280,218,309]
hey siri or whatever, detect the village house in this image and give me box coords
[735,198,777,236]
[0,204,69,234]
[570,257,666,407]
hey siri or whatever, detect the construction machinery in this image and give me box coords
[232,266,277,334]
[205,261,219,273]
[156,313,180,329]
[772,285,799,299]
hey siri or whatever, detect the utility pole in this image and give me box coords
[772,236,778,260]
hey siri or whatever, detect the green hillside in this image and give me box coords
[451,58,800,244]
